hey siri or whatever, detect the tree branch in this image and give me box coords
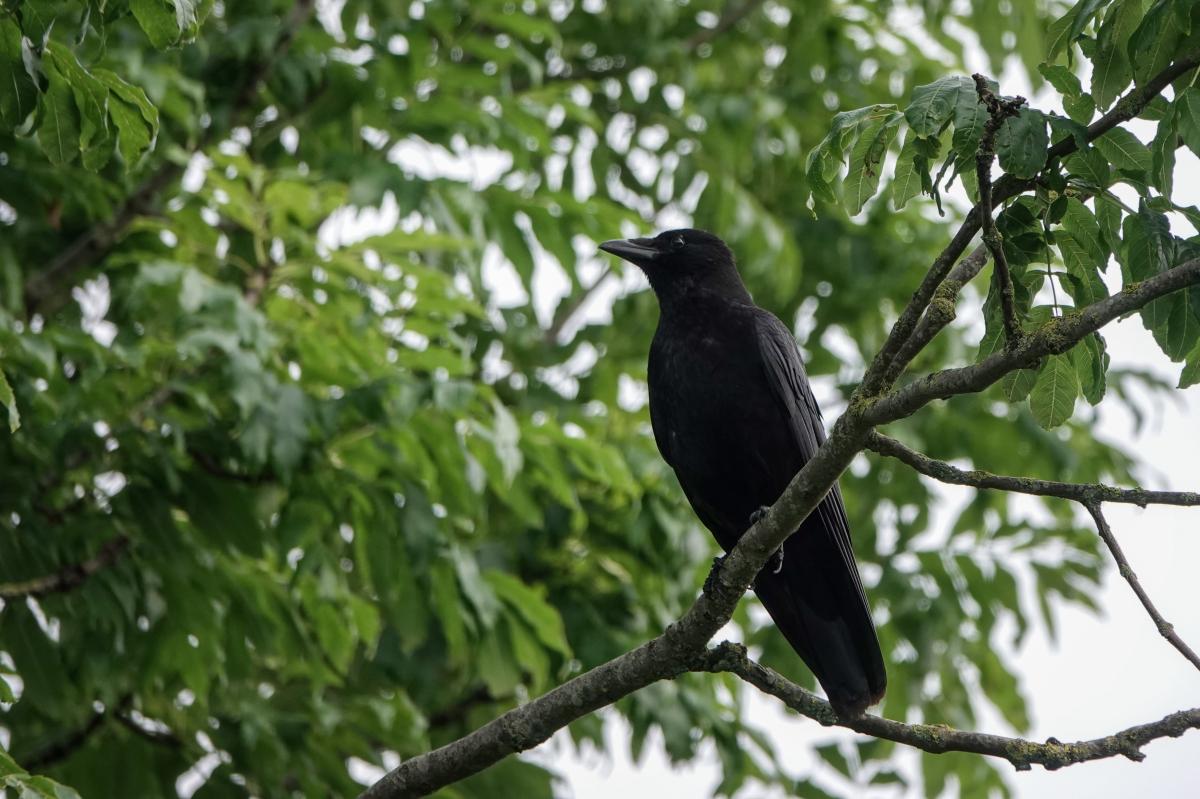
[866,431,1200,508]
[695,641,1200,770]
[1084,503,1200,672]
[972,74,1025,344]
[544,265,612,344]
[883,244,991,384]
[0,535,130,600]
[20,710,107,770]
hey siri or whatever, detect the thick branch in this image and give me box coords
[1084,503,1200,672]
[972,74,1024,343]
[866,432,1200,508]
[0,536,130,600]
[695,642,1200,770]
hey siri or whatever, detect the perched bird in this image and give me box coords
[599,228,885,715]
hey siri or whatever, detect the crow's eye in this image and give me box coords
[672,235,685,250]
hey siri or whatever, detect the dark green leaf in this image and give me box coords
[905,76,972,136]
[996,108,1049,178]
[1093,127,1153,174]
[845,111,902,214]
[0,369,17,432]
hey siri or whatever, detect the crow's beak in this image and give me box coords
[599,237,660,266]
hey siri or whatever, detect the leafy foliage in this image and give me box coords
[0,1,1190,798]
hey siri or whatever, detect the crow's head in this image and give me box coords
[599,229,745,302]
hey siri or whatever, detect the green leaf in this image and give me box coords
[106,93,155,166]
[891,131,925,210]
[1038,64,1084,98]
[1180,339,1200,388]
[904,76,972,137]
[1072,333,1108,404]
[1029,353,1079,428]
[1064,147,1112,188]
[1118,203,1173,284]
[103,76,160,133]
[0,18,37,129]
[1045,3,1081,61]
[1155,286,1200,361]
[430,559,469,663]
[844,111,901,214]
[131,0,190,48]
[1093,127,1152,174]
[1177,87,1200,157]
[0,370,17,433]
[951,76,994,160]
[1002,365,1040,402]
[996,108,1048,179]
[1067,0,1115,47]
[36,66,81,165]
[1090,0,1143,108]
[806,104,896,203]
[1064,92,1096,124]
[1047,114,1090,152]
[45,45,116,171]
[485,570,571,657]
[1128,0,1180,85]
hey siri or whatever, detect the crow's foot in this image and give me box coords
[767,545,785,574]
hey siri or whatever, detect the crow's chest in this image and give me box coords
[646,323,789,471]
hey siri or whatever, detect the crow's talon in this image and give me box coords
[703,554,726,595]
[749,506,770,525]
[768,545,785,574]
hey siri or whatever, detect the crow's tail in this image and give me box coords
[752,498,885,716]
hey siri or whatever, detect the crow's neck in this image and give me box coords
[649,265,752,317]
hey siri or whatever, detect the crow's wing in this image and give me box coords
[752,311,886,712]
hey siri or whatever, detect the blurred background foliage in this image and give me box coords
[0,0,1176,797]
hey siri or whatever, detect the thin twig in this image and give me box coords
[883,244,991,384]
[972,74,1025,345]
[695,642,1200,770]
[1084,503,1200,672]
[20,710,108,770]
[866,431,1200,508]
[0,536,130,600]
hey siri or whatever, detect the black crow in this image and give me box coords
[600,228,885,715]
